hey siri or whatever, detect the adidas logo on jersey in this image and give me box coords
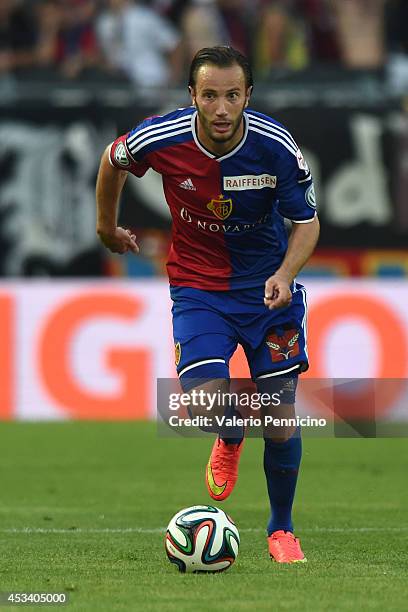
[179,178,196,191]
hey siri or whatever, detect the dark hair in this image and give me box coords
[188,46,253,90]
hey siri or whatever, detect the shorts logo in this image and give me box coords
[266,328,300,362]
[114,142,130,167]
[305,183,316,208]
[174,342,181,366]
[207,194,232,220]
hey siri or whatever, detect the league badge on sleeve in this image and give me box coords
[296,149,309,173]
[114,142,130,167]
[305,184,316,209]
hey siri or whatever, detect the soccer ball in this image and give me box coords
[165,505,240,573]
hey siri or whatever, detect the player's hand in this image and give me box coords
[97,227,139,254]
[264,273,292,310]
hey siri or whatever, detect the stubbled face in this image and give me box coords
[190,63,251,155]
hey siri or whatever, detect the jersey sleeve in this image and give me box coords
[108,133,151,177]
[108,115,162,176]
[275,145,317,223]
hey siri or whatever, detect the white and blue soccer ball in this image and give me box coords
[165,505,240,573]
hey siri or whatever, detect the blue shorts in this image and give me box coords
[170,283,308,390]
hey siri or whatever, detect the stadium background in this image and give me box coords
[1,2,408,610]
[0,0,407,422]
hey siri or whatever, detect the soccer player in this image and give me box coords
[96,46,320,564]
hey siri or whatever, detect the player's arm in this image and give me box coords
[265,141,319,310]
[96,145,139,254]
[264,216,320,309]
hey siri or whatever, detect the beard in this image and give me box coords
[195,102,246,145]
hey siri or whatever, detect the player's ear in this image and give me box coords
[244,86,253,108]
[189,86,196,106]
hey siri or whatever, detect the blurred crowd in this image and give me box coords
[0,0,407,88]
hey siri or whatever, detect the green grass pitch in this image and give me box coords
[0,422,407,611]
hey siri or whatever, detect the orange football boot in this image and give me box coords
[205,437,244,501]
[267,530,307,563]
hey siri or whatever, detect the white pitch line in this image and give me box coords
[1,528,163,534]
[1,527,408,535]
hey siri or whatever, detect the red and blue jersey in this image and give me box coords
[109,106,317,290]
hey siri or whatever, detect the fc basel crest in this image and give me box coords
[207,194,233,220]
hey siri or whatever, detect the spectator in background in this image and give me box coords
[253,1,309,75]
[385,0,408,56]
[216,0,254,59]
[35,0,61,71]
[154,0,191,27]
[181,0,224,58]
[181,0,253,62]
[385,0,408,94]
[332,0,385,69]
[0,0,37,76]
[57,0,99,78]
[96,0,183,87]
[35,0,99,79]
[300,0,340,65]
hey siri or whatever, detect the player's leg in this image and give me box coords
[257,374,305,563]
[170,287,245,501]
[177,343,241,439]
[245,283,308,562]
[175,335,245,502]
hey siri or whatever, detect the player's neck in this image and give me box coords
[196,118,245,157]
